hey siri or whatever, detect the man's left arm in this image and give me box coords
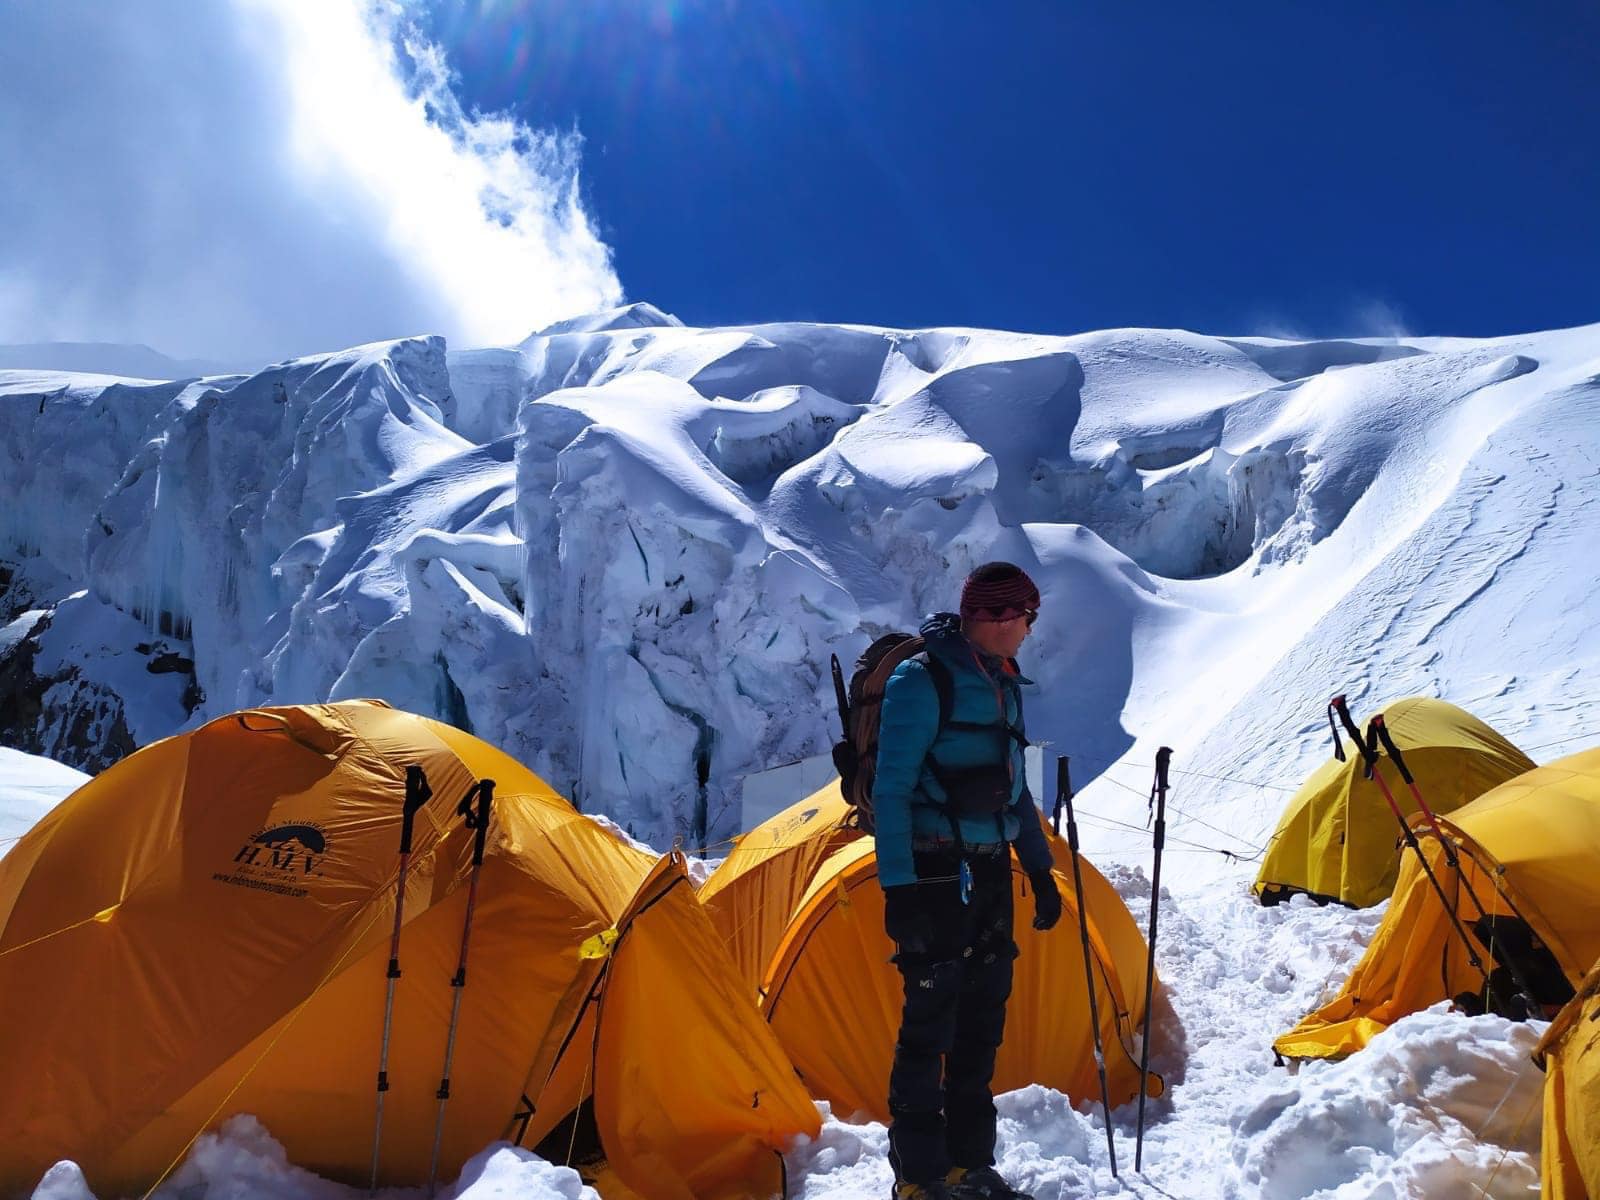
[1010,784,1055,875]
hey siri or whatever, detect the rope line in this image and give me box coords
[1521,730,1600,753]
[1470,1082,1542,1198]
[0,908,113,960]
[1088,773,1266,860]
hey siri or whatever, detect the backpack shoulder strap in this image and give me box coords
[919,652,955,740]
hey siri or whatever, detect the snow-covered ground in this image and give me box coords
[3,310,1595,1197]
[789,879,1546,1200]
[0,746,86,847]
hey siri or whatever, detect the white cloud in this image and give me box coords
[0,0,622,364]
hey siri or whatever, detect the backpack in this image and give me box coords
[830,634,955,834]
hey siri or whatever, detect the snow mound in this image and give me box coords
[0,745,86,849]
[1231,1007,1543,1199]
[26,1115,598,1200]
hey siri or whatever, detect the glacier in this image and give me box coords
[2,309,1597,866]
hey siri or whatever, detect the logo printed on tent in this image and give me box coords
[772,807,821,840]
[212,822,330,897]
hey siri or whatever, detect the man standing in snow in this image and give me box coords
[874,561,1062,1200]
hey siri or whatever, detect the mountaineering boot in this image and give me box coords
[891,1180,953,1200]
[946,1165,1033,1200]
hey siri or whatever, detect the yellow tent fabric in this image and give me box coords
[1536,958,1600,1200]
[1274,747,1600,1062]
[0,701,817,1199]
[1254,696,1534,908]
[697,785,857,996]
[701,786,1160,1122]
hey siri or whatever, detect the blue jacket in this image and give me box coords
[873,612,1055,888]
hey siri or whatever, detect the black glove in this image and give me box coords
[1029,869,1062,931]
[883,883,932,952]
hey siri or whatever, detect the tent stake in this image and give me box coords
[426,778,496,1199]
[1134,747,1171,1172]
[1059,756,1118,1177]
[368,764,432,1195]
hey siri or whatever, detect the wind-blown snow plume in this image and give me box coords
[0,0,620,363]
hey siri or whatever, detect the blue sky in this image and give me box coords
[2,2,1596,360]
[421,0,1600,338]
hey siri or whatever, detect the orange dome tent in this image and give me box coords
[0,701,817,1198]
[700,784,1161,1122]
[1536,957,1600,1200]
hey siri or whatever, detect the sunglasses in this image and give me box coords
[975,607,1038,627]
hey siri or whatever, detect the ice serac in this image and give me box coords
[0,372,188,598]
[83,336,464,708]
[513,372,861,837]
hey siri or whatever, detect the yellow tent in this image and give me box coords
[700,785,1160,1122]
[0,701,818,1199]
[1536,958,1600,1200]
[698,787,859,995]
[1254,696,1534,908]
[1274,747,1600,1063]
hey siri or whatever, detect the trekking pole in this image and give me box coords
[1134,746,1171,1173]
[1051,753,1066,836]
[426,778,496,1199]
[368,765,433,1195]
[830,653,851,736]
[1060,756,1117,1177]
[1366,714,1541,1013]
[1327,697,1494,995]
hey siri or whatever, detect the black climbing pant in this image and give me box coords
[887,849,1017,1187]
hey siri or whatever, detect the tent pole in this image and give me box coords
[426,778,496,1199]
[1328,697,1495,993]
[1366,714,1542,1013]
[368,764,432,1195]
[1059,756,1118,1177]
[1134,747,1171,1172]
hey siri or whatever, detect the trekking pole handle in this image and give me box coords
[1148,747,1172,835]
[1366,715,1416,785]
[401,765,433,855]
[458,779,495,866]
[1054,755,1071,837]
[1325,698,1347,762]
[1329,695,1378,773]
[830,654,851,737]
